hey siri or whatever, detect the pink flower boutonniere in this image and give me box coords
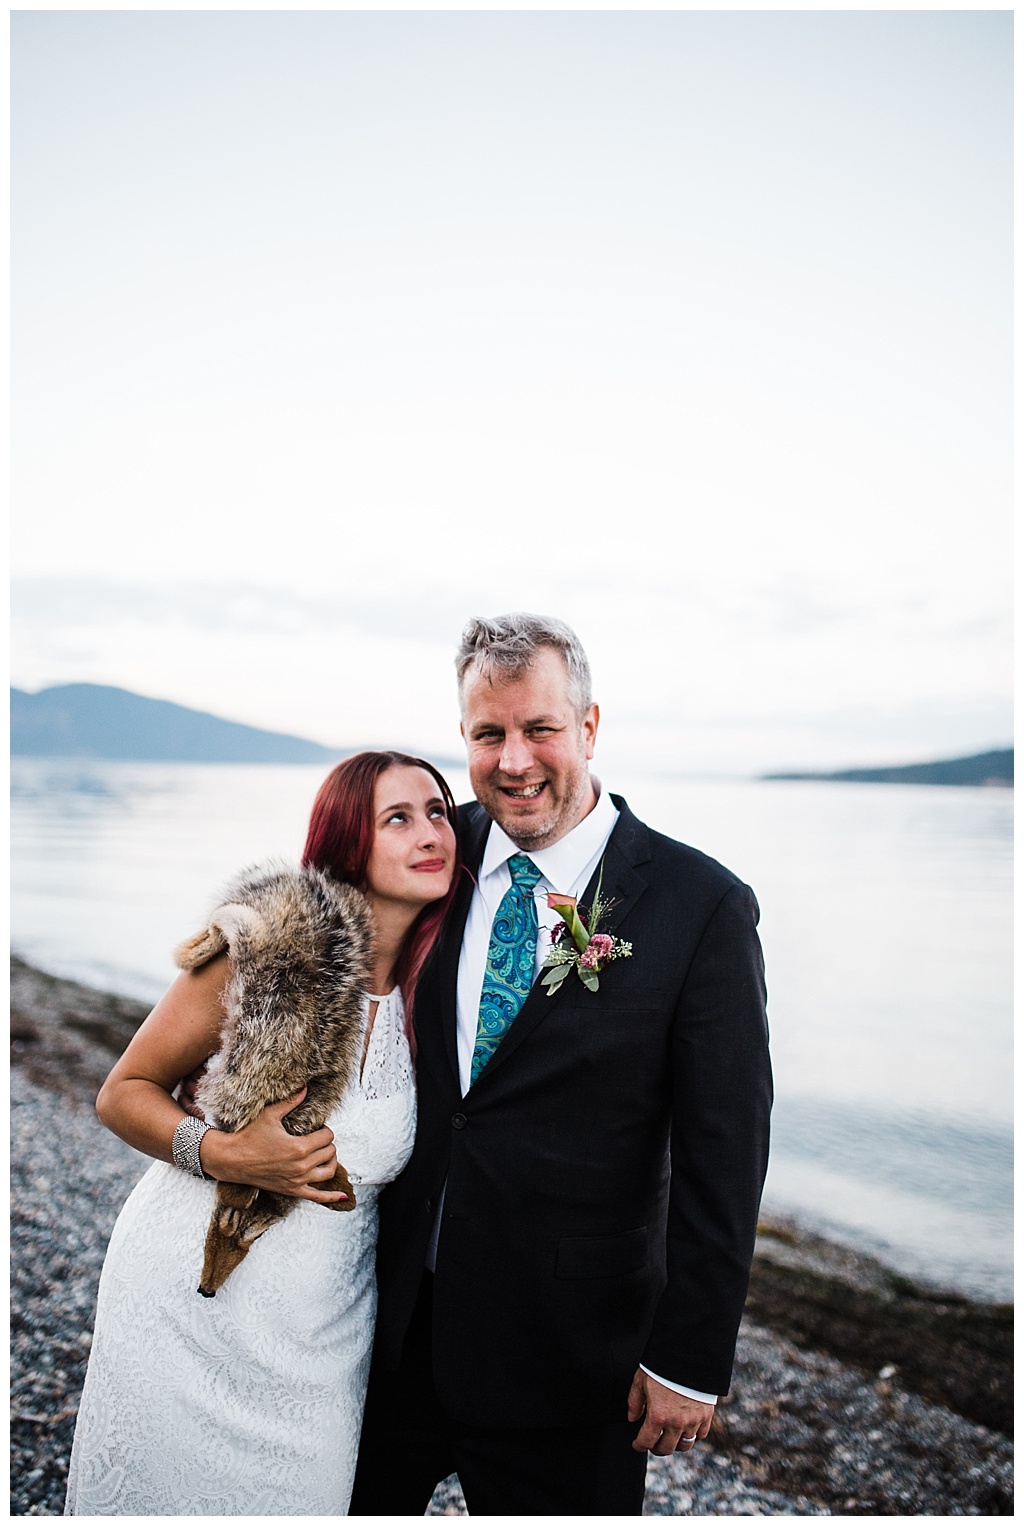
[541,863,633,995]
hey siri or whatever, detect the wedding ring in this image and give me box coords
[681,1435,698,1443]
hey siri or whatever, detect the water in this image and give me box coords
[10,758,1012,1300]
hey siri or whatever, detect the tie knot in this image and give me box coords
[507,854,542,892]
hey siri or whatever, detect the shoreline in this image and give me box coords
[10,956,1013,1516]
[748,1217,1011,1438]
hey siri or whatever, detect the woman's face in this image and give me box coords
[364,765,456,910]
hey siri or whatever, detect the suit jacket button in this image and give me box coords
[451,1113,467,1130]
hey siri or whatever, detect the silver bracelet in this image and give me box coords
[172,1115,213,1179]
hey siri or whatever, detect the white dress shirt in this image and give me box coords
[427,779,717,1406]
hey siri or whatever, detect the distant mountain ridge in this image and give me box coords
[763,749,1013,788]
[11,684,346,764]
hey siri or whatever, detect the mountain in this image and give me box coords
[11,684,347,764]
[763,748,1013,788]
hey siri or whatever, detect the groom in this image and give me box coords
[348,613,772,1516]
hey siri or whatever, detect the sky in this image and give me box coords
[11,10,1012,774]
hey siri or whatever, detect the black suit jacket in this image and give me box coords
[371,794,772,1428]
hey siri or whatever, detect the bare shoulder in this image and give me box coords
[108,953,231,1089]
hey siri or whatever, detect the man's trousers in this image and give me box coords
[348,1273,649,1516]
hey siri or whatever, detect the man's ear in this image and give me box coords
[583,703,599,761]
[459,719,466,740]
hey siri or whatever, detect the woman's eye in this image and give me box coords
[428,806,446,819]
[386,812,408,825]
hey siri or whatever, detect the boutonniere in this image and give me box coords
[541,861,633,995]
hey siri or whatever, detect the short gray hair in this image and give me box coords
[455,613,593,716]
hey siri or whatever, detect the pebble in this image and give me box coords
[10,999,1013,1516]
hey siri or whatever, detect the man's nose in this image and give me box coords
[498,733,534,775]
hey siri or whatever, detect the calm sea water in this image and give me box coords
[10,758,1012,1300]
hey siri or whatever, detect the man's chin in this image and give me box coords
[488,797,559,848]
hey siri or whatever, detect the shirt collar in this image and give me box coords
[479,777,619,890]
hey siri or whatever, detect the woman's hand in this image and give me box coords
[176,1062,209,1120]
[201,1086,348,1204]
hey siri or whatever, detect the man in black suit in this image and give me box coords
[350,613,772,1516]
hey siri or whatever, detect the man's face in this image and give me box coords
[460,647,599,851]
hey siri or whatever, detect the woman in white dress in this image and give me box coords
[65,751,460,1516]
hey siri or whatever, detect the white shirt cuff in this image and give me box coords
[639,1365,718,1404]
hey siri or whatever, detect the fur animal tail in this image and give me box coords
[197,1183,276,1297]
[197,1167,359,1296]
[322,1161,358,1213]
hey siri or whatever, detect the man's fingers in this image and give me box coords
[651,1422,684,1457]
[628,1371,714,1455]
[632,1415,666,1453]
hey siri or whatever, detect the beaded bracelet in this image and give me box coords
[172,1115,213,1179]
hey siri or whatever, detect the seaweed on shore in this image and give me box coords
[748,1220,1013,1437]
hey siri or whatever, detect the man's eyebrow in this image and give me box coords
[473,711,561,729]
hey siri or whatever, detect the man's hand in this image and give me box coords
[627,1369,715,1455]
[199,1086,348,1204]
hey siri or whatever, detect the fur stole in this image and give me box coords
[174,861,374,1297]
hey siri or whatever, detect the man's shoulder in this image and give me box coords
[454,794,750,900]
[648,823,745,888]
[610,795,751,901]
[456,799,490,838]
[455,799,493,866]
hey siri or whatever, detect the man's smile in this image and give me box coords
[499,782,548,800]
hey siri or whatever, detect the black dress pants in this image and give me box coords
[349,1274,648,1516]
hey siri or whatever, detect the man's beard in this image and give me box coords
[495,759,591,852]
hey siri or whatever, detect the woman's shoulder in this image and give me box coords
[174,860,373,975]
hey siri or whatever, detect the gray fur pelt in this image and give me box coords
[173,861,374,1296]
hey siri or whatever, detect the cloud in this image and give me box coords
[11,577,467,645]
[11,573,1012,774]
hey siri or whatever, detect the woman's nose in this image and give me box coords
[418,816,441,847]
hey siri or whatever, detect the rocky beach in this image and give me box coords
[10,955,1013,1517]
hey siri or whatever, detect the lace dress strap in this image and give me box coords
[359,989,412,1102]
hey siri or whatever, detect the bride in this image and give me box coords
[65,750,459,1516]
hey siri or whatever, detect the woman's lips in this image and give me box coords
[411,859,447,872]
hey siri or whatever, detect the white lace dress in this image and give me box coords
[65,990,415,1517]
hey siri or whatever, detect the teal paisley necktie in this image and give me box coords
[470,854,543,1085]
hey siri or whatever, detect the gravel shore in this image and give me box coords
[10,956,1013,1516]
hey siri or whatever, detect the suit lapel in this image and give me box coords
[417,803,489,1097]
[468,797,651,1090]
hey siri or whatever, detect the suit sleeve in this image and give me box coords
[640,881,772,1396]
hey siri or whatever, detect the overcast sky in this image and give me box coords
[12,10,1011,774]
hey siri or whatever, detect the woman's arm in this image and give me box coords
[96,955,346,1203]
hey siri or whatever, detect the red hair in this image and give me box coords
[301,751,462,1047]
